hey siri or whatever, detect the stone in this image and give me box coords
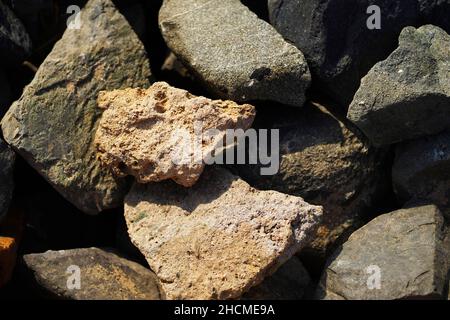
[125,166,322,300]
[22,247,162,300]
[242,257,311,300]
[159,0,311,107]
[347,25,450,146]
[316,205,450,300]
[233,102,388,257]
[268,0,420,107]
[94,82,255,187]
[0,139,15,223]
[1,0,152,214]
[393,131,450,214]
[0,0,32,65]
[0,207,24,288]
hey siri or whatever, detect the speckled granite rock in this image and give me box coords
[317,205,450,300]
[125,166,322,300]
[23,248,162,300]
[348,25,450,146]
[159,0,311,107]
[94,82,255,187]
[1,0,152,214]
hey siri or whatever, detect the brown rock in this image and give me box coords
[95,82,256,187]
[124,166,322,300]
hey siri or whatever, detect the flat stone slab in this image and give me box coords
[125,166,322,300]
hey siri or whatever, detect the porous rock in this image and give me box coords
[125,166,322,300]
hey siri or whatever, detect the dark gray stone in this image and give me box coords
[268,0,420,107]
[0,0,32,65]
[242,257,311,300]
[1,0,152,214]
[347,25,450,146]
[0,139,15,223]
[393,131,450,214]
[317,205,450,300]
[159,0,310,107]
[232,102,388,257]
[23,248,163,300]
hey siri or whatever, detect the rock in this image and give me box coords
[94,82,255,187]
[0,139,15,223]
[161,52,195,81]
[317,205,450,300]
[233,102,388,257]
[0,1,32,65]
[393,131,450,214]
[268,0,420,107]
[125,166,322,300]
[347,25,450,146]
[1,0,152,214]
[242,257,311,300]
[159,0,311,107]
[22,247,162,300]
[0,207,24,288]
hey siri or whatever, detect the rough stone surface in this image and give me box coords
[317,205,450,300]
[125,166,322,300]
[94,82,255,187]
[348,25,450,146]
[393,131,450,214]
[233,103,387,257]
[1,0,152,214]
[0,1,32,65]
[242,257,311,300]
[0,139,15,223]
[159,0,311,107]
[22,247,162,300]
[268,0,421,107]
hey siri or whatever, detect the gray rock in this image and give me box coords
[1,0,152,214]
[125,166,322,300]
[0,0,32,65]
[393,131,450,214]
[159,0,310,107]
[0,139,15,223]
[317,205,450,300]
[242,257,311,300]
[347,25,450,146]
[233,102,388,257]
[22,248,162,300]
[268,0,420,107]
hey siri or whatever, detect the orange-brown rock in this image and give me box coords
[95,82,255,187]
